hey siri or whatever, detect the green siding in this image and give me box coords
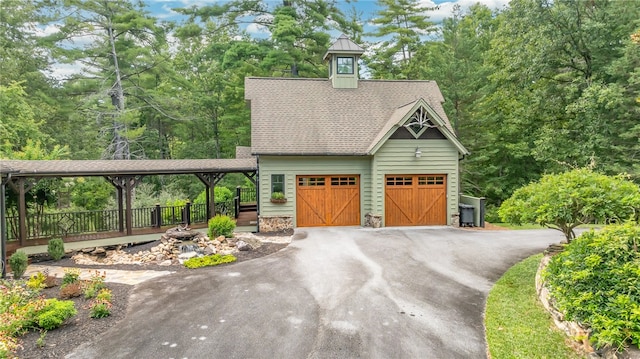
[372,139,460,225]
[258,156,372,226]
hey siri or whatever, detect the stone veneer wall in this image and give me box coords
[536,255,640,359]
[451,213,460,227]
[259,216,293,232]
[364,213,382,228]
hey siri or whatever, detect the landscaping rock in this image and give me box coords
[237,240,251,251]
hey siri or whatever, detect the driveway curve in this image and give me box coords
[66,227,563,359]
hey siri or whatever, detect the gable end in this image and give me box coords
[389,126,447,140]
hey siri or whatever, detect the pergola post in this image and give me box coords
[125,176,133,235]
[18,179,27,246]
[105,175,143,236]
[117,186,124,233]
[195,173,226,219]
[1,173,10,278]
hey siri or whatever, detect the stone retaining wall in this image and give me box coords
[536,255,640,359]
[259,216,293,232]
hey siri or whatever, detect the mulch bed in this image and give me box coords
[13,237,288,359]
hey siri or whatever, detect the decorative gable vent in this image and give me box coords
[404,106,438,138]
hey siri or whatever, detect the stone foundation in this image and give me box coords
[451,213,460,227]
[365,213,382,228]
[259,216,293,232]
[536,255,640,359]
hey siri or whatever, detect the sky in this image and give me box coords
[144,0,512,29]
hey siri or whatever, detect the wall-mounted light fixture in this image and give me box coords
[415,147,422,158]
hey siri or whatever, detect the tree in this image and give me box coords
[498,168,640,241]
[44,0,171,159]
[366,0,436,78]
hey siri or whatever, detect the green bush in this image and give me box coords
[36,299,77,330]
[89,299,111,318]
[47,238,65,261]
[208,214,236,238]
[9,251,28,279]
[499,168,640,241]
[543,222,640,350]
[195,187,234,204]
[184,254,237,269]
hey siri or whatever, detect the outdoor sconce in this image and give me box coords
[415,147,422,158]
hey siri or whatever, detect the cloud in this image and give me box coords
[156,4,180,19]
[246,23,270,35]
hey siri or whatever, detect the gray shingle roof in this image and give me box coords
[245,77,454,155]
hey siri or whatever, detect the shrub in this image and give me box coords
[89,299,112,318]
[499,168,640,241]
[62,268,81,285]
[59,282,83,299]
[543,222,640,350]
[184,254,237,269]
[9,251,28,279]
[26,272,47,290]
[47,238,65,261]
[208,214,236,238]
[36,299,77,330]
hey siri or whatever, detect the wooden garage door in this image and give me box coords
[296,175,360,227]
[385,175,447,226]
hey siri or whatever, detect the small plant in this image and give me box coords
[26,272,47,290]
[62,268,81,285]
[271,191,285,200]
[184,254,237,269]
[36,299,77,330]
[0,331,21,358]
[95,288,112,302]
[43,271,58,288]
[83,271,106,299]
[8,251,28,279]
[36,330,47,348]
[89,299,112,318]
[59,282,83,299]
[208,214,236,238]
[47,238,65,261]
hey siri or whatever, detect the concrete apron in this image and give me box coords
[24,265,175,286]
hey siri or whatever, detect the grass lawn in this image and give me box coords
[485,254,584,359]
[492,223,605,230]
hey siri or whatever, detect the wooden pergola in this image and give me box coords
[0,158,257,276]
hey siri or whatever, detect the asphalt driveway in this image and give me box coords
[66,227,563,359]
